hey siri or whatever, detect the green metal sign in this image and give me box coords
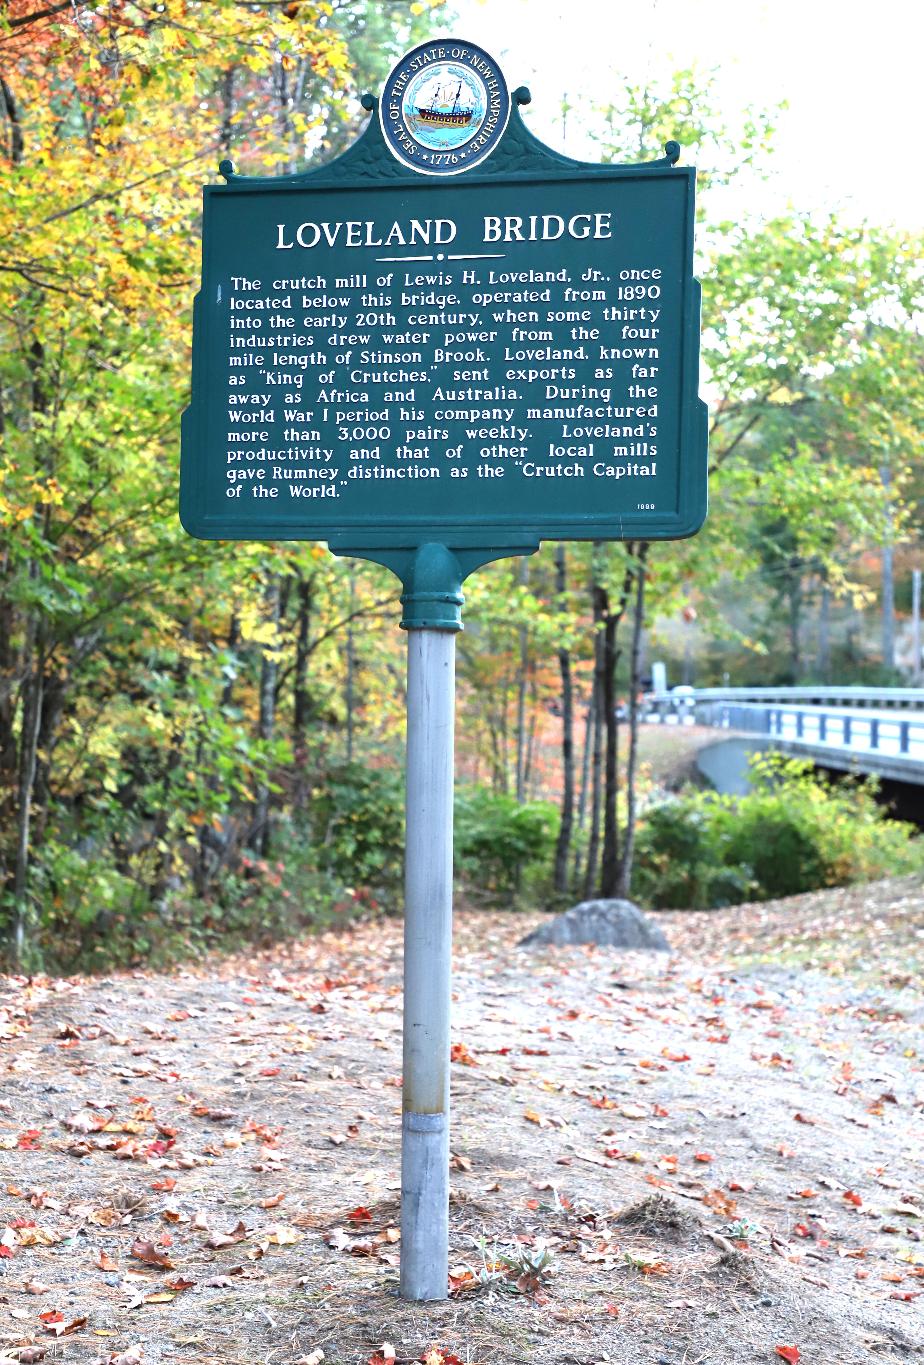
[180,86,707,564]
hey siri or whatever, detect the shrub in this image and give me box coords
[308,761,405,898]
[454,786,558,902]
[633,755,924,910]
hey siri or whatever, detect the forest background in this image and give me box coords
[1,0,922,973]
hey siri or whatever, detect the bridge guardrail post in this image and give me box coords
[900,721,910,754]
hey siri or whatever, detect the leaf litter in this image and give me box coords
[0,875,921,1363]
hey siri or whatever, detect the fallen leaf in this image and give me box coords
[130,1240,175,1269]
[775,1348,800,1363]
[206,1220,248,1249]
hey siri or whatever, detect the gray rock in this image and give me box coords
[519,898,669,950]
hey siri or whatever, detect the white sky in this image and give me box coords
[449,0,922,231]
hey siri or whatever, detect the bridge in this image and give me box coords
[643,686,924,789]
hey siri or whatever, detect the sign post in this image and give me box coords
[180,38,708,1301]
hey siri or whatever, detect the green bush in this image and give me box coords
[309,761,405,897]
[454,786,558,902]
[633,755,924,910]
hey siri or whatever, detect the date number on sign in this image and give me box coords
[637,503,655,510]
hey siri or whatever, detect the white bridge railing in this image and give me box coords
[642,686,924,781]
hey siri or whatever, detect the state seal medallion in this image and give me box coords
[379,40,510,176]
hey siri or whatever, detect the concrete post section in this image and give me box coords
[400,626,455,1301]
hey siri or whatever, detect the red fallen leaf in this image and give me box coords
[843,1190,863,1207]
[347,1206,373,1223]
[653,1104,670,1117]
[661,1050,690,1063]
[728,1180,755,1192]
[604,1302,620,1315]
[775,1348,800,1364]
[793,1224,811,1238]
[694,1152,713,1163]
[145,1138,174,1157]
[17,1130,42,1150]
[793,1190,817,1200]
[39,1311,64,1323]
[522,1047,550,1056]
[152,1177,177,1192]
[0,1246,15,1259]
[449,1042,478,1066]
[166,1277,195,1291]
[793,1113,815,1125]
[43,1312,87,1336]
[891,1291,922,1301]
[130,1238,175,1269]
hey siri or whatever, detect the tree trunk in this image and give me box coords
[553,545,574,895]
[221,613,239,708]
[817,572,830,682]
[598,594,620,897]
[881,463,895,673]
[571,693,592,893]
[787,561,802,683]
[292,572,314,810]
[514,558,530,803]
[252,575,281,855]
[345,569,355,763]
[599,555,634,899]
[12,639,44,966]
[617,543,648,899]
[582,552,606,899]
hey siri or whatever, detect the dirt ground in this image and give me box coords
[1,876,923,1365]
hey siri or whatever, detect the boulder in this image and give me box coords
[519,898,669,950]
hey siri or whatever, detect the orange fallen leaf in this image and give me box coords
[775,1347,800,1363]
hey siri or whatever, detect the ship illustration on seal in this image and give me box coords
[415,79,474,127]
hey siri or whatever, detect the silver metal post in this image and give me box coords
[400,627,455,1300]
[912,569,921,685]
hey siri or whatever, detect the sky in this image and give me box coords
[448,0,921,231]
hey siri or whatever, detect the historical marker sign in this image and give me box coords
[180,54,707,554]
[180,43,708,1304]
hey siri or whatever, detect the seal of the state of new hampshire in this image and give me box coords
[379,40,510,176]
